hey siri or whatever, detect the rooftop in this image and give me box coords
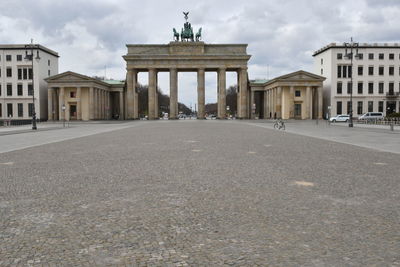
[0,44,59,57]
[313,42,400,56]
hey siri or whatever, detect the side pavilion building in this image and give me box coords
[250,70,325,119]
[46,71,125,121]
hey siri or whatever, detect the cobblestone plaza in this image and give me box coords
[0,121,399,266]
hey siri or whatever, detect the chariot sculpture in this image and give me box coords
[172,12,202,42]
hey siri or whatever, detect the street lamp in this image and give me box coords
[344,37,359,128]
[25,39,40,130]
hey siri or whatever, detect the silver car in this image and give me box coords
[329,114,350,122]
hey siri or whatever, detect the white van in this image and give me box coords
[358,112,384,120]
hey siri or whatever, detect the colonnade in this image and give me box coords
[48,87,116,121]
[253,86,323,119]
[126,68,249,120]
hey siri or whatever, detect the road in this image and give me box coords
[0,120,399,266]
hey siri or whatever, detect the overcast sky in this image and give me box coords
[1,0,399,106]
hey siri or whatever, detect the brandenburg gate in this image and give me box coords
[123,13,251,120]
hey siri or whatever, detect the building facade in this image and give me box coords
[250,71,325,119]
[313,43,400,118]
[46,71,125,121]
[0,44,59,121]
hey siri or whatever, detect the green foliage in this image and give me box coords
[386,112,400,118]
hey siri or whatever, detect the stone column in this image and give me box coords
[103,90,106,119]
[76,87,82,120]
[89,87,94,120]
[250,90,255,119]
[48,88,53,120]
[59,87,65,121]
[148,69,156,120]
[306,86,311,119]
[197,68,205,119]
[119,91,124,120]
[106,91,110,120]
[218,68,226,119]
[93,88,97,119]
[155,73,159,119]
[263,91,268,119]
[126,70,134,119]
[276,87,282,119]
[132,70,138,119]
[170,68,178,119]
[289,86,295,119]
[318,86,323,119]
[238,68,248,119]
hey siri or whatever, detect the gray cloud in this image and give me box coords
[1,0,399,105]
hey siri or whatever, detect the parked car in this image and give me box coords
[329,114,350,122]
[358,112,384,120]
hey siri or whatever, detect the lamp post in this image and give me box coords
[344,37,359,128]
[25,39,40,130]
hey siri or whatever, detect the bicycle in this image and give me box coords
[273,119,285,130]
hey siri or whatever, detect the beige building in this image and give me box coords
[249,70,325,119]
[45,71,124,121]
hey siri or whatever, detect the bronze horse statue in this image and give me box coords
[173,28,180,41]
[195,27,202,41]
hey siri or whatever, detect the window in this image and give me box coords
[357,101,363,115]
[70,91,76,98]
[28,84,33,96]
[16,55,22,61]
[358,66,363,76]
[337,65,342,78]
[0,68,1,78]
[6,67,12,77]
[6,55,11,61]
[378,82,384,94]
[368,53,374,60]
[357,53,363,60]
[368,101,373,112]
[357,82,363,94]
[48,59,50,66]
[389,53,394,60]
[343,66,347,78]
[321,68,323,75]
[347,101,352,114]
[389,82,394,94]
[0,103,1,117]
[7,103,13,117]
[368,66,374,75]
[18,68,22,80]
[369,82,374,94]
[295,90,301,97]
[379,66,384,75]
[17,103,23,117]
[337,53,343,60]
[337,82,342,94]
[7,84,12,96]
[17,84,23,96]
[379,53,384,60]
[28,103,33,117]
[389,66,394,76]
[28,68,33,79]
[378,101,384,112]
[347,82,352,94]
[48,70,51,76]
[321,58,323,65]
[337,101,342,114]
[0,84,1,96]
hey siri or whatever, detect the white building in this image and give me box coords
[313,43,400,118]
[0,44,59,122]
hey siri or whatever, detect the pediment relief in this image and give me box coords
[47,71,93,82]
[280,73,323,81]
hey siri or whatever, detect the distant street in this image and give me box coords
[0,120,399,266]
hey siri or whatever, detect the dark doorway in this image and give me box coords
[69,104,77,120]
[386,101,396,115]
